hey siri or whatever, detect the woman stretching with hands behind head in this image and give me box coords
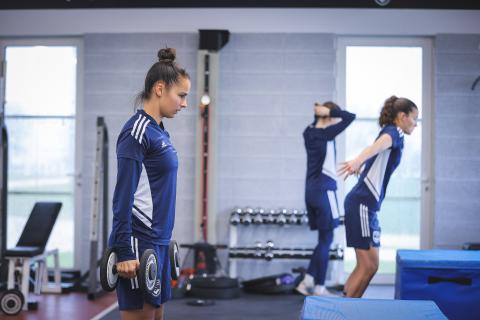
[108,48,190,320]
[338,96,418,298]
[296,101,355,296]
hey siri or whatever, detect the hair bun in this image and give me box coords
[158,48,176,63]
[386,95,398,104]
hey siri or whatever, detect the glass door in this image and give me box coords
[0,40,80,268]
[336,37,433,282]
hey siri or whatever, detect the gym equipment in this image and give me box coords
[0,289,24,316]
[186,299,215,307]
[252,213,263,225]
[276,212,287,226]
[0,120,7,267]
[181,241,239,300]
[271,209,280,219]
[229,211,240,225]
[299,215,309,225]
[242,273,296,294]
[187,275,240,299]
[254,241,263,258]
[189,275,239,289]
[265,240,274,261]
[138,249,161,298]
[227,206,345,286]
[253,207,264,215]
[463,242,480,250]
[188,286,240,299]
[295,209,305,218]
[197,35,232,243]
[263,209,276,224]
[100,240,181,295]
[301,296,447,320]
[180,242,228,276]
[4,202,62,311]
[87,117,109,300]
[243,207,253,216]
[240,213,252,225]
[169,240,181,280]
[395,249,480,320]
[0,77,8,286]
[229,244,344,261]
[287,215,298,225]
[100,247,160,298]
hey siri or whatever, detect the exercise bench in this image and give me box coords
[3,202,62,311]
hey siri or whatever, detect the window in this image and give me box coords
[337,37,433,281]
[1,42,79,268]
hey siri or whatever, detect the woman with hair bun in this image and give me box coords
[338,95,418,298]
[296,101,355,296]
[107,47,190,319]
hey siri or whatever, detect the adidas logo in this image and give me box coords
[161,141,168,148]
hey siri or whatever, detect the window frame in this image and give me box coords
[0,37,83,270]
[335,36,434,284]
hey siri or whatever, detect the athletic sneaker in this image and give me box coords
[295,273,314,296]
[295,280,313,296]
[313,285,337,297]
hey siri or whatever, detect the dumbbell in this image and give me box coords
[294,209,305,218]
[251,207,263,224]
[271,208,280,222]
[169,240,181,280]
[330,244,344,260]
[230,211,241,225]
[100,240,181,297]
[243,207,254,216]
[261,209,272,224]
[277,212,287,226]
[100,247,161,298]
[254,241,263,258]
[253,207,264,216]
[287,209,298,224]
[300,215,309,225]
[296,209,307,225]
[265,240,274,261]
[0,289,24,316]
[241,213,252,225]
[253,213,263,225]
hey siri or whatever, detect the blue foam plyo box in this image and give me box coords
[395,249,480,320]
[301,296,447,320]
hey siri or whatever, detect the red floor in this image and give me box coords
[3,291,117,320]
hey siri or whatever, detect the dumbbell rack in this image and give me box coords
[227,207,345,286]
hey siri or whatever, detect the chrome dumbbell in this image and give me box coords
[265,240,275,261]
[254,241,263,258]
[230,210,241,225]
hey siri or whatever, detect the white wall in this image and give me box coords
[0,9,479,36]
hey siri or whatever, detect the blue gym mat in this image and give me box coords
[301,296,447,320]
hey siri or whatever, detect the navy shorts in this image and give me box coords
[305,189,340,231]
[116,236,171,311]
[344,194,381,249]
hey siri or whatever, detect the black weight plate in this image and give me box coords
[100,248,118,292]
[169,240,180,280]
[0,289,24,316]
[139,249,161,298]
[188,286,240,300]
[189,276,239,289]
